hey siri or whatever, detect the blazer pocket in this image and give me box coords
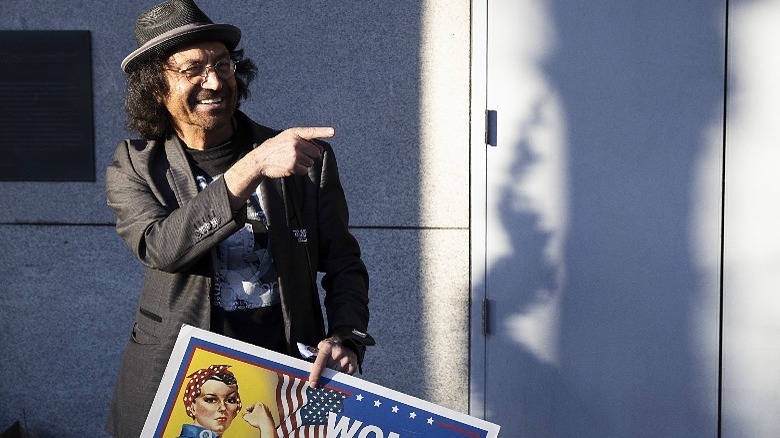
[131,321,161,345]
[139,306,163,323]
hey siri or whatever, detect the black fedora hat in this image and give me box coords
[121,0,241,72]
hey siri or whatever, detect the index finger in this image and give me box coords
[308,347,330,388]
[291,126,335,141]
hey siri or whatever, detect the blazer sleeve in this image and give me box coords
[105,139,244,273]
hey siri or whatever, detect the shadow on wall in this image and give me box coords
[478,1,724,436]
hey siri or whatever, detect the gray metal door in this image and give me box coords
[471,1,725,436]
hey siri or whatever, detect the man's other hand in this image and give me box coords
[308,337,358,388]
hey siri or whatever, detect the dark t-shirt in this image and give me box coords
[182,120,286,354]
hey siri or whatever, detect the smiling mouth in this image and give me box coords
[198,97,223,105]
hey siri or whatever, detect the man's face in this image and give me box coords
[161,41,238,138]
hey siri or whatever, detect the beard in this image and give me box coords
[187,87,238,131]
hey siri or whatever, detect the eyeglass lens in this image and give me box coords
[185,60,236,83]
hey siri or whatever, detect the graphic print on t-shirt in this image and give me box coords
[196,174,280,312]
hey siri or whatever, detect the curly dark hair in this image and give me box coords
[124,48,257,140]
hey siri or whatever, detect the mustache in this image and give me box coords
[190,89,232,103]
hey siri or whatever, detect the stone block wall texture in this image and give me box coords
[0,1,471,436]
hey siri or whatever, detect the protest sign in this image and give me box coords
[141,325,500,437]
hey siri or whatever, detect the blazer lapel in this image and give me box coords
[163,135,198,206]
[257,177,287,229]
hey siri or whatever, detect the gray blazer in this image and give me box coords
[103,112,369,437]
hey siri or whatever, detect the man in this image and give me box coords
[105,0,373,435]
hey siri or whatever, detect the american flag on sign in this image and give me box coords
[275,372,349,437]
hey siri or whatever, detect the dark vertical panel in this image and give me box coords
[0,31,94,181]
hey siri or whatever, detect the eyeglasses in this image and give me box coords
[167,59,237,84]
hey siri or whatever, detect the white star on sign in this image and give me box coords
[356,394,364,401]
[374,400,382,407]
[410,412,417,419]
[392,406,399,413]
[427,417,434,425]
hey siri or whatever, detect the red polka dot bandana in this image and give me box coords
[182,364,242,418]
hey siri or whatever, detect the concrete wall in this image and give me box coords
[0,1,471,436]
[722,1,780,435]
